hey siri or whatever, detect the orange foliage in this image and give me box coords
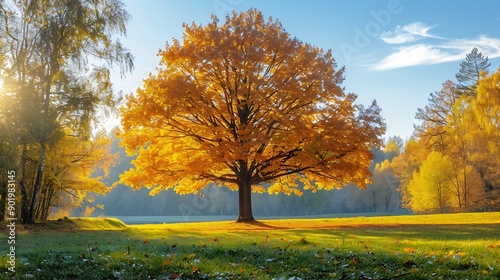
[119,9,384,198]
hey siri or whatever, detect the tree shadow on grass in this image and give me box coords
[239,220,289,229]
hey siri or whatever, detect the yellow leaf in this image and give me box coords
[162,259,171,267]
[404,247,415,254]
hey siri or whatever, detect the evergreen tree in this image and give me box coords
[455,47,491,95]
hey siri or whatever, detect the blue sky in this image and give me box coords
[110,0,500,141]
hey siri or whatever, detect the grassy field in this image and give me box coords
[1,213,499,279]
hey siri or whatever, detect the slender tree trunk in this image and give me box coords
[453,173,462,209]
[27,77,52,223]
[27,142,46,224]
[385,188,392,212]
[462,166,468,210]
[37,185,52,220]
[236,179,255,223]
[0,180,6,221]
[19,144,31,223]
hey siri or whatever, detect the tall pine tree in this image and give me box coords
[455,47,491,96]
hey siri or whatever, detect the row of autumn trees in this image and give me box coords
[2,3,498,223]
[392,48,500,213]
[0,0,133,223]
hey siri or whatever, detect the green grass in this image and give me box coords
[1,213,499,279]
[26,217,128,231]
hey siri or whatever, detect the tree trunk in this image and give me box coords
[0,180,6,221]
[19,144,30,223]
[236,180,255,223]
[27,142,47,224]
[462,166,468,210]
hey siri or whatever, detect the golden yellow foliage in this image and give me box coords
[118,9,384,221]
[470,67,500,206]
[396,70,499,211]
[383,140,400,155]
[408,151,455,212]
[41,130,117,216]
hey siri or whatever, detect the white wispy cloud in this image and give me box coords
[380,22,442,44]
[372,35,500,71]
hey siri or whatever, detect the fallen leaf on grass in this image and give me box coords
[192,266,200,276]
[168,272,183,279]
[489,241,500,248]
[162,259,171,267]
[143,239,150,244]
[404,247,415,254]
[446,250,466,260]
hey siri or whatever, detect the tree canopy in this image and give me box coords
[0,0,132,223]
[119,9,385,222]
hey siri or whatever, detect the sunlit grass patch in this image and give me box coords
[46,217,128,230]
[128,212,500,233]
[0,217,128,234]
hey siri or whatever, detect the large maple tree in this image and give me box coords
[119,9,385,222]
